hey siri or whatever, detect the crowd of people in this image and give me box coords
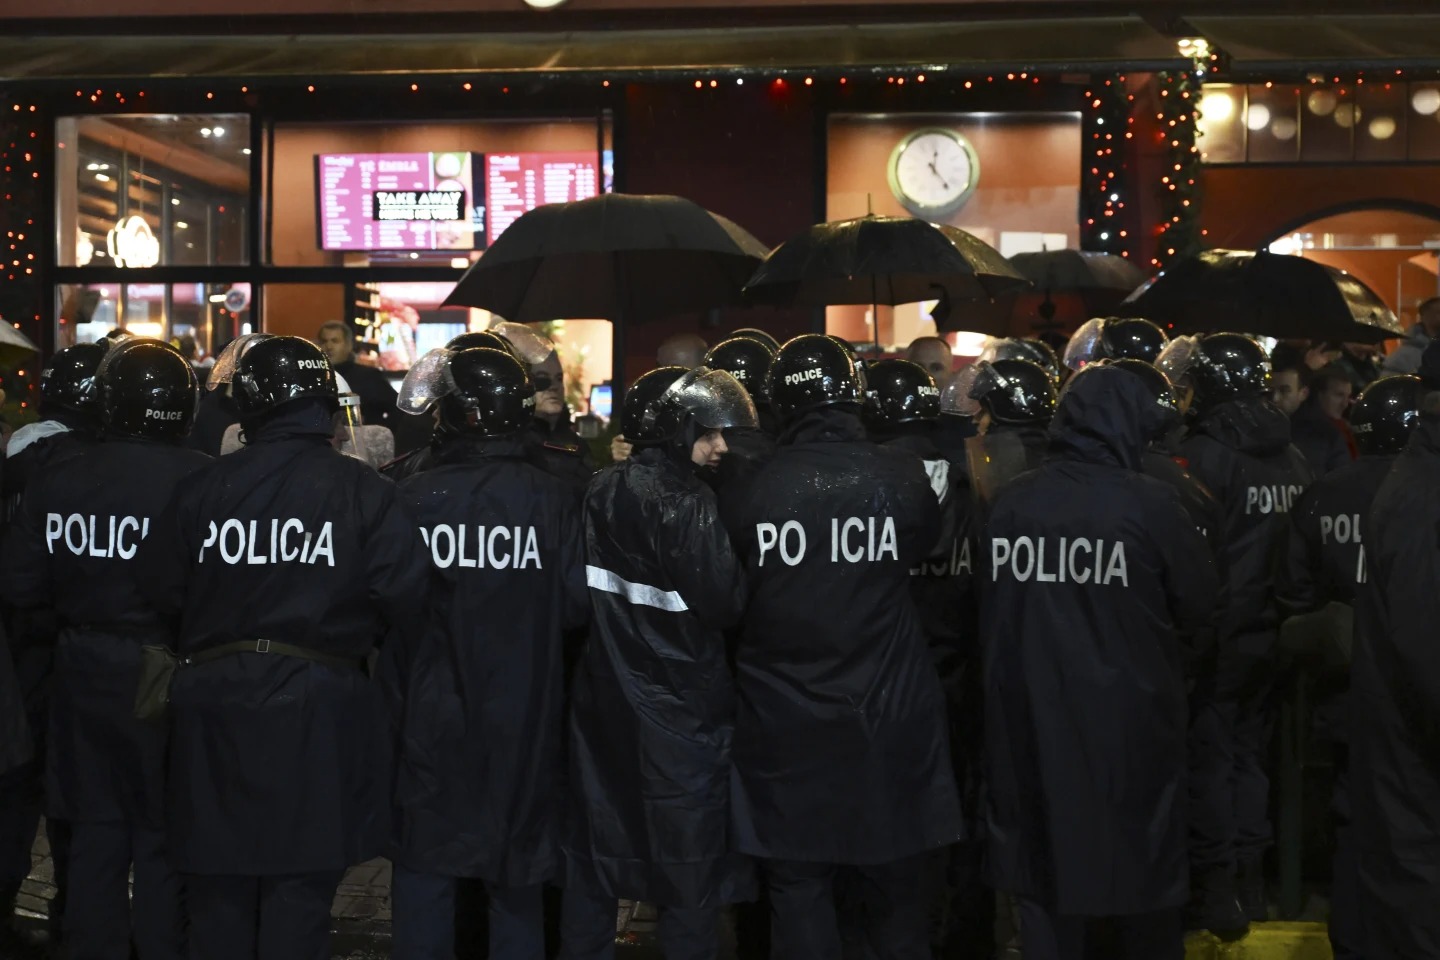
[0,308,1436,960]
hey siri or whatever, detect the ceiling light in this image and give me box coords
[200,127,212,137]
[94,173,110,182]
[241,147,252,155]
[1199,90,1235,122]
[171,198,180,206]
[176,221,189,229]
[212,126,225,137]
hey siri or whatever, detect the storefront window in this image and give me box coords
[268,118,611,268]
[825,112,1081,349]
[1199,82,1440,164]
[55,115,251,267]
[56,282,250,356]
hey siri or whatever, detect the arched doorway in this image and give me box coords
[1263,204,1440,334]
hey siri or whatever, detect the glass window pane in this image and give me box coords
[1244,84,1300,163]
[1300,85,1356,163]
[57,282,249,358]
[1197,84,1245,163]
[56,115,251,267]
[1355,83,1407,162]
[1407,83,1440,160]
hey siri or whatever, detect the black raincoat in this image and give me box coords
[980,367,1218,915]
[877,426,981,827]
[566,446,750,907]
[139,402,431,875]
[0,438,210,825]
[392,435,588,886]
[0,623,29,776]
[724,407,962,864]
[1277,455,1392,614]
[1180,399,1313,688]
[1351,414,1440,958]
[526,416,595,495]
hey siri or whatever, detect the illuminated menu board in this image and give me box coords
[485,152,602,245]
[316,150,602,252]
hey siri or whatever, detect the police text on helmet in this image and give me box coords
[198,519,335,567]
[145,408,185,421]
[44,514,150,560]
[418,524,543,570]
[754,516,899,567]
[783,367,825,387]
[990,536,1129,587]
[296,358,328,371]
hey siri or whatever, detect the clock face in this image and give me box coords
[888,128,978,218]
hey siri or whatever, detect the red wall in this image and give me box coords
[1200,164,1440,250]
[616,82,820,384]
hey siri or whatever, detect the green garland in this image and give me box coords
[1153,68,1204,271]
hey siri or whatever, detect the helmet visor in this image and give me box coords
[1062,318,1107,372]
[662,367,759,432]
[208,333,273,390]
[490,321,556,366]
[396,347,455,416]
[1156,335,1202,386]
[941,366,982,417]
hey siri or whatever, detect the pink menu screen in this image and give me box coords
[316,150,601,252]
[485,152,601,245]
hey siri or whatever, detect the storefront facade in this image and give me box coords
[2,0,1438,415]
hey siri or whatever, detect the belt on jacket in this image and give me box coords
[180,639,366,672]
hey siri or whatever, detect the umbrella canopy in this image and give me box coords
[442,193,769,323]
[743,216,1029,318]
[1010,249,1147,294]
[0,320,39,369]
[1120,249,1404,343]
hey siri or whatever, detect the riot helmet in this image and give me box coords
[730,328,782,353]
[1063,317,1169,370]
[979,337,1062,382]
[230,335,338,418]
[1350,374,1424,455]
[97,338,198,441]
[862,359,940,431]
[643,367,759,445]
[1104,357,1180,437]
[40,341,110,421]
[446,330,517,358]
[620,367,688,445]
[968,358,1057,426]
[207,333,273,391]
[442,348,536,437]
[770,333,865,422]
[704,336,776,403]
[1157,332,1270,410]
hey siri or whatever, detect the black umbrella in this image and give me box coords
[743,216,1029,338]
[1003,250,1148,337]
[1120,249,1404,343]
[442,193,769,323]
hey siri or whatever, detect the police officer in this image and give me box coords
[1157,333,1313,936]
[1276,374,1423,960]
[978,337,1063,383]
[934,374,979,472]
[383,331,518,482]
[862,358,988,960]
[980,362,1217,959]
[724,334,961,960]
[957,357,1057,505]
[564,365,757,960]
[1,339,207,960]
[1350,341,1440,959]
[137,335,431,960]
[701,336,781,502]
[493,322,596,494]
[0,340,108,954]
[1062,316,1169,370]
[730,328,781,353]
[388,347,588,960]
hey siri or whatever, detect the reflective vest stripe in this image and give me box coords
[585,564,689,612]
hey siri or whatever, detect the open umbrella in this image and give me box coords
[0,320,39,368]
[1120,249,1404,343]
[442,193,768,324]
[1005,250,1147,336]
[743,216,1029,339]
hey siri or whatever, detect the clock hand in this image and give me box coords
[927,159,950,191]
